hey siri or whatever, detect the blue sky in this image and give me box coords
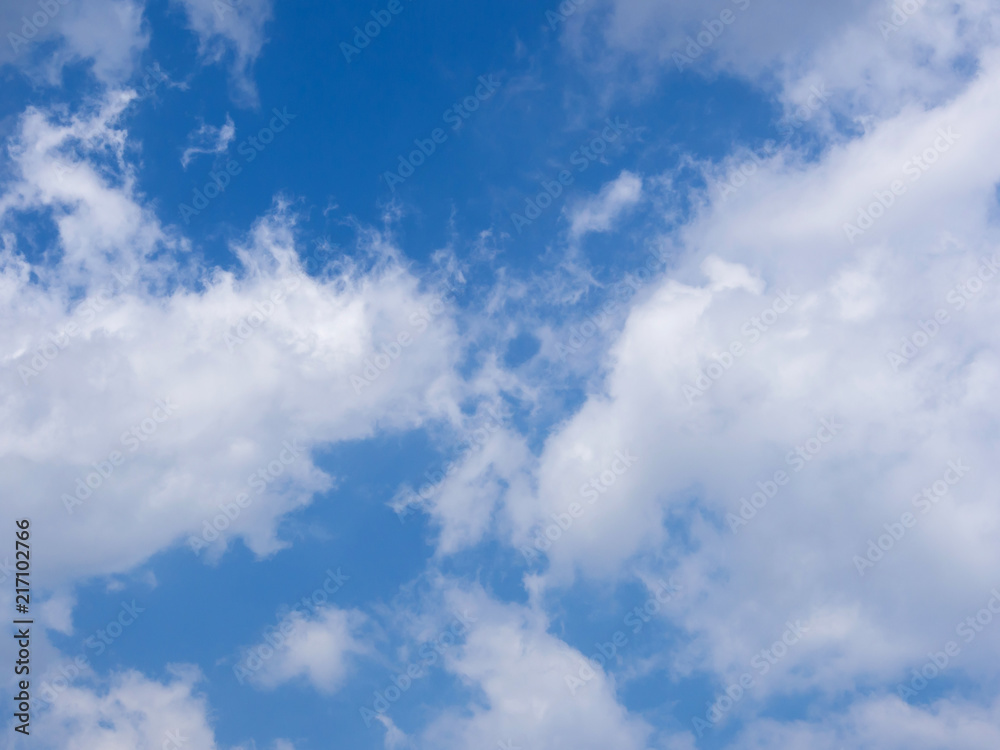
[3,1,1000,749]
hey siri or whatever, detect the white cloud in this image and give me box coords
[6,2,1000,747]
[0,95,464,588]
[404,416,536,557]
[0,91,173,282]
[565,0,1000,130]
[375,714,412,750]
[54,0,149,83]
[1,0,149,84]
[29,666,220,750]
[245,606,368,693]
[729,695,1000,749]
[172,0,273,105]
[37,591,76,635]
[181,114,236,168]
[410,584,670,750]
[424,26,1000,722]
[566,170,643,241]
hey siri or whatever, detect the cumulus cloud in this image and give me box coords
[30,666,219,750]
[394,411,536,557]
[422,10,1000,740]
[410,583,668,750]
[419,22,1000,736]
[0,93,463,587]
[243,606,368,693]
[7,1,1000,747]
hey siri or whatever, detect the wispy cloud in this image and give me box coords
[566,170,643,241]
[180,114,236,169]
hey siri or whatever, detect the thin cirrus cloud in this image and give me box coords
[566,169,643,241]
[181,114,237,168]
[172,0,274,105]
